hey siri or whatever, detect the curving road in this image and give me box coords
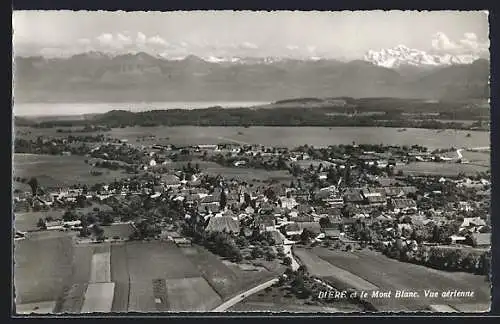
[211,278,279,312]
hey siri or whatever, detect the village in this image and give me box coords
[14,137,491,277]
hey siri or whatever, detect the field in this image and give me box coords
[110,244,129,312]
[294,248,378,291]
[165,278,222,311]
[14,211,65,232]
[179,245,276,300]
[14,234,74,305]
[167,160,293,183]
[16,301,57,314]
[461,151,490,167]
[13,153,129,187]
[305,247,491,311]
[395,162,489,176]
[125,241,220,312]
[80,283,115,313]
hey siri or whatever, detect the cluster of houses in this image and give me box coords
[14,139,491,253]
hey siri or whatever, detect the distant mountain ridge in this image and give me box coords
[13,51,489,103]
[364,45,487,69]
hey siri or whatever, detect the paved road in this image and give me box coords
[211,278,279,312]
[283,243,300,271]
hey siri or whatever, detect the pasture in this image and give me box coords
[395,162,489,177]
[168,160,293,183]
[203,166,293,183]
[14,211,64,232]
[13,153,128,188]
[310,248,491,311]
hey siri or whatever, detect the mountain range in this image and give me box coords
[13,50,490,103]
[364,44,486,69]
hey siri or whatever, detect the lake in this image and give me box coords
[104,126,490,150]
[14,101,270,117]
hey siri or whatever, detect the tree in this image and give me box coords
[63,210,78,222]
[319,217,332,228]
[92,224,105,242]
[37,217,47,230]
[28,177,39,196]
[220,190,227,210]
[265,250,276,261]
[300,228,314,243]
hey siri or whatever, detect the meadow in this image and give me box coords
[395,162,489,177]
[13,153,129,188]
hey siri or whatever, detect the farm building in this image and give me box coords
[255,215,276,232]
[279,196,298,210]
[460,217,486,229]
[389,198,417,213]
[173,237,192,247]
[161,174,182,189]
[205,216,240,234]
[322,228,342,240]
[297,222,322,234]
[284,222,302,236]
[472,233,491,248]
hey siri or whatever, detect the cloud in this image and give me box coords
[117,33,133,45]
[286,45,299,51]
[239,41,258,50]
[431,32,489,57]
[96,33,114,45]
[147,35,168,47]
[136,32,147,44]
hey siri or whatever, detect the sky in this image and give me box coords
[12,10,490,60]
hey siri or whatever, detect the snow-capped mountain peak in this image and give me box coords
[364,45,480,68]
